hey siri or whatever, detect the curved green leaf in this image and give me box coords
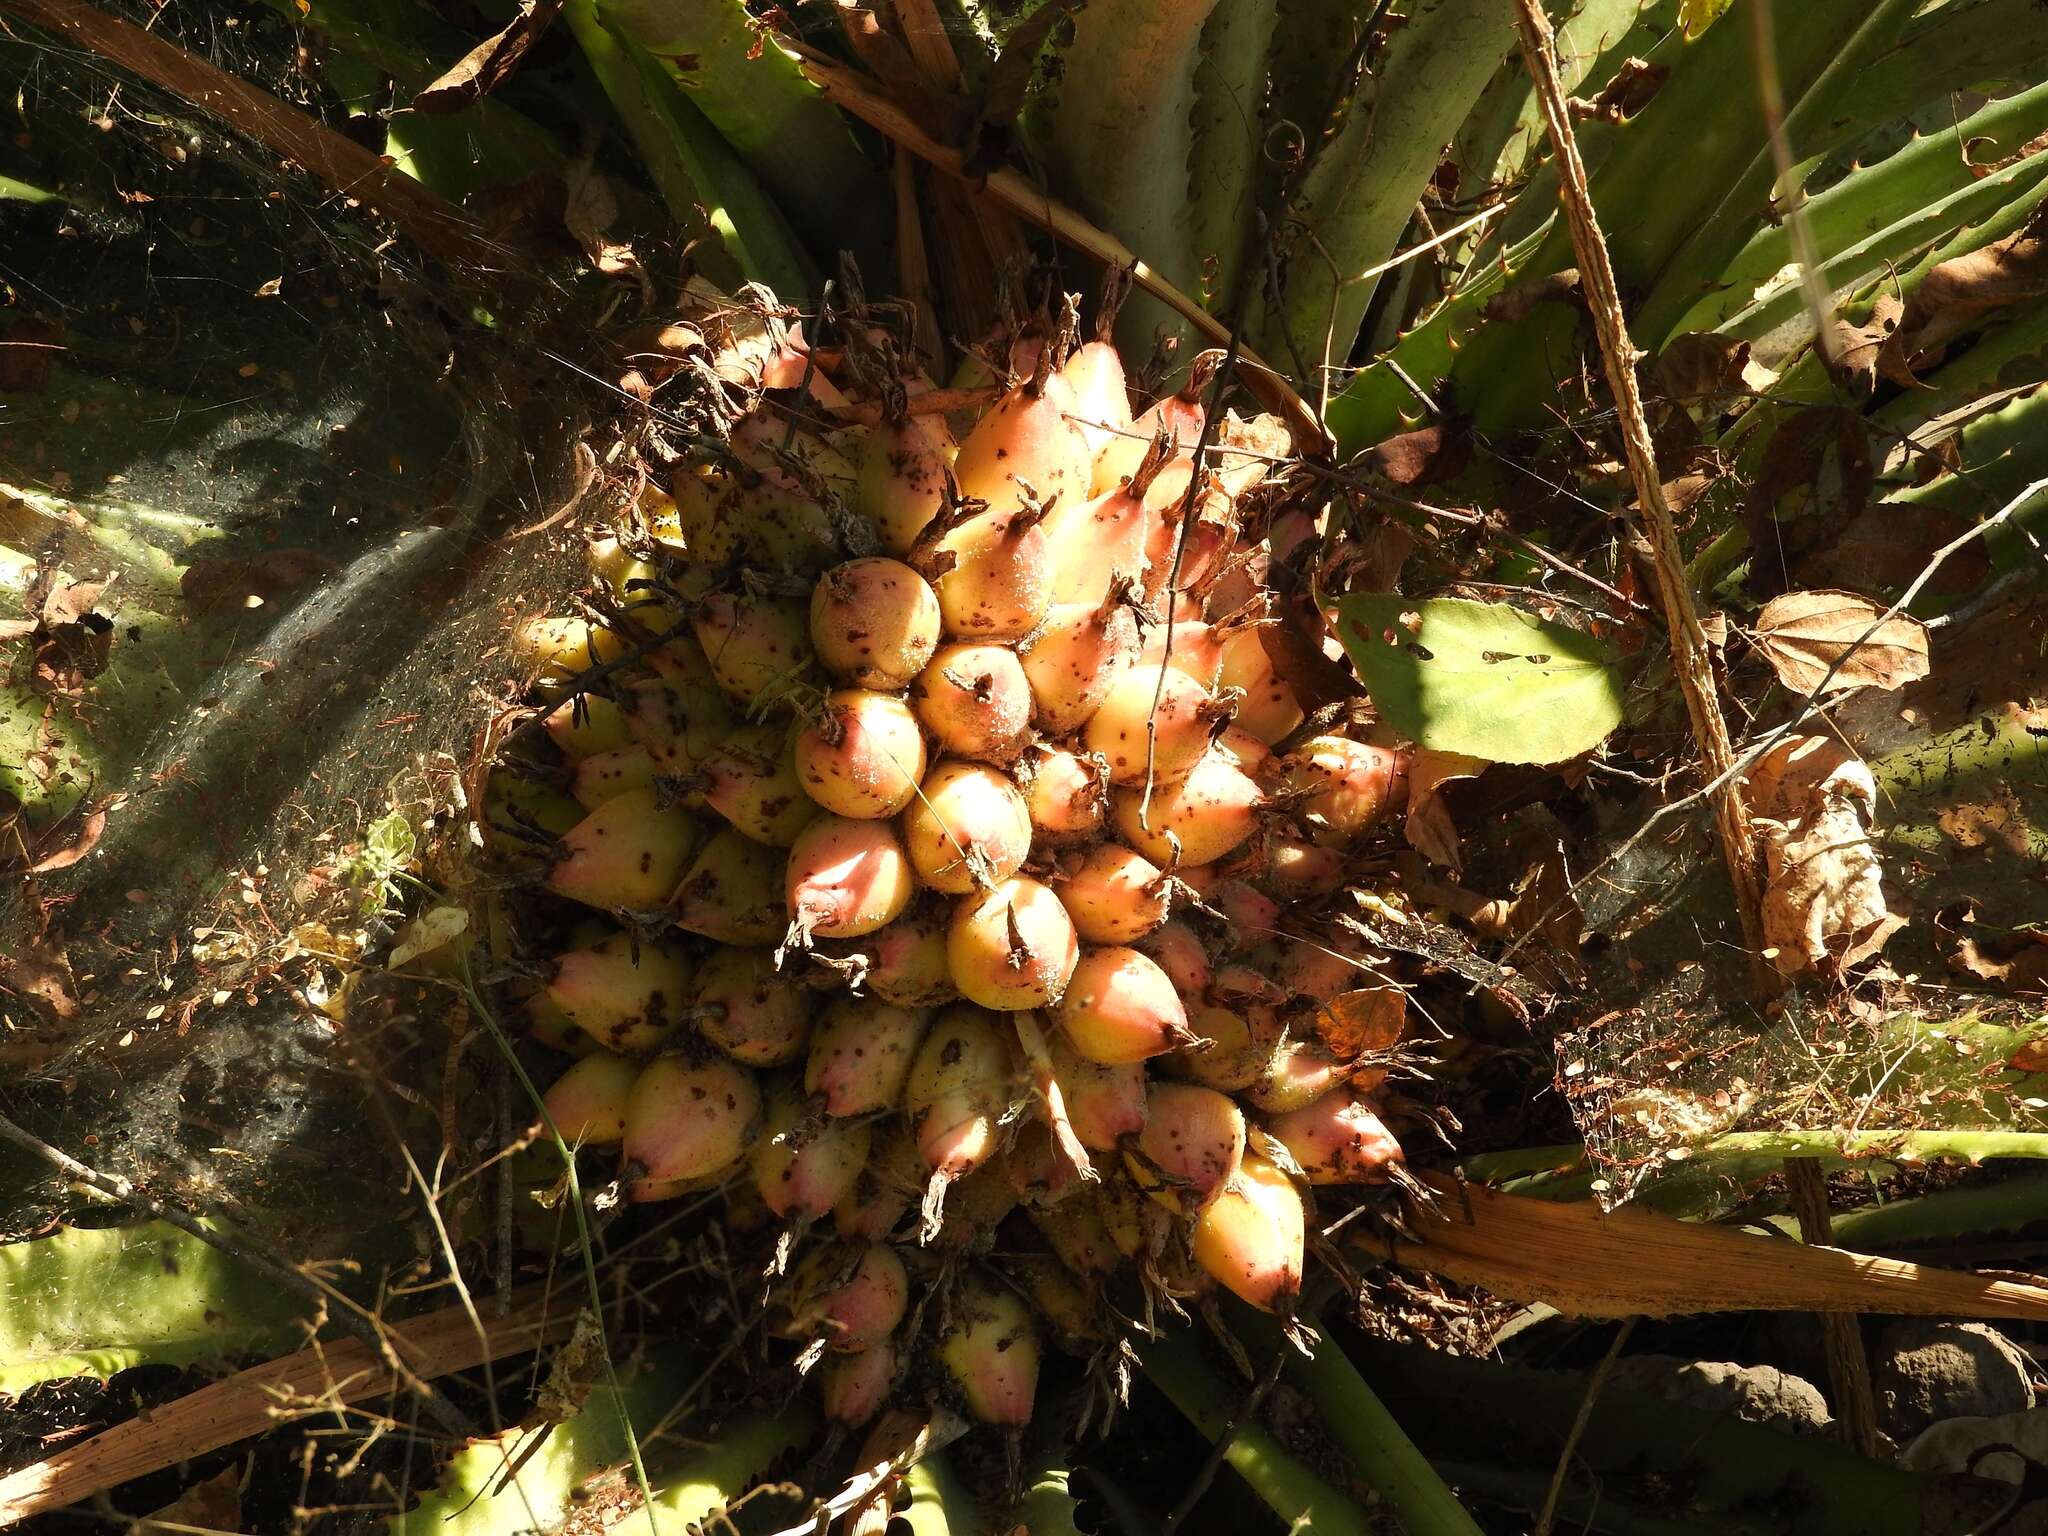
[0,1221,309,1397]
[1333,596,1630,764]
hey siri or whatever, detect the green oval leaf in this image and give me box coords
[1333,596,1630,765]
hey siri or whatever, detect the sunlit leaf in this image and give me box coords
[1333,596,1630,765]
[0,1222,308,1396]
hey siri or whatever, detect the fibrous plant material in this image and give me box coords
[487,289,1412,1450]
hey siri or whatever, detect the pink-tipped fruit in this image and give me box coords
[752,1081,874,1220]
[1016,745,1110,844]
[1127,1082,1245,1214]
[856,415,957,555]
[671,828,789,945]
[820,1342,898,1426]
[946,877,1080,1010]
[1056,843,1170,944]
[786,1243,910,1353]
[909,643,1033,765]
[900,760,1033,894]
[546,932,695,1054]
[809,557,943,690]
[795,689,928,820]
[1266,1088,1404,1185]
[689,946,812,1066]
[692,592,813,707]
[621,1052,762,1201]
[904,1005,1015,1203]
[804,997,931,1115]
[1083,665,1229,786]
[1191,1156,1304,1312]
[547,787,703,913]
[926,499,1057,643]
[541,692,635,760]
[540,1051,639,1147]
[1055,946,1192,1064]
[785,815,917,942]
[1018,595,1139,734]
[1111,749,1261,866]
[700,723,819,846]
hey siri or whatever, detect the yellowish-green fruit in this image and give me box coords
[938,1271,1042,1426]
[546,932,696,1054]
[547,787,703,912]
[1191,1155,1304,1312]
[899,760,1032,894]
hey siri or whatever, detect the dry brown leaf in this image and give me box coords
[1885,206,2048,369]
[1361,422,1471,487]
[1654,331,1757,403]
[1752,588,1930,695]
[1481,268,1583,326]
[1747,735,1899,977]
[413,0,564,113]
[1402,747,1487,871]
[1362,1173,2048,1321]
[1312,987,1405,1059]
[1567,56,1667,122]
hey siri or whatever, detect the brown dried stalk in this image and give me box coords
[1510,0,1765,953]
[795,52,1329,452]
[1364,1175,2048,1322]
[0,1288,575,1524]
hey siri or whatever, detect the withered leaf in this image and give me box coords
[1568,56,1668,123]
[1404,747,1486,871]
[1654,332,1758,403]
[1885,206,2048,368]
[1829,293,1902,398]
[1747,736,1897,978]
[1361,421,1470,487]
[1313,987,1406,1059]
[413,0,564,113]
[1752,588,1931,695]
[29,803,106,874]
[1481,269,1584,326]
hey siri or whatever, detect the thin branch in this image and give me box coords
[1532,1317,1635,1536]
[1784,1161,1880,1457]
[1512,0,1768,962]
[0,0,510,273]
[794,52,1329,451]
[0,1109,478,1440]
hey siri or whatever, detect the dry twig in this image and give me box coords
[1511,0,1765,953]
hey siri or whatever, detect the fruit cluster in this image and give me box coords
[488,299,1408,1435]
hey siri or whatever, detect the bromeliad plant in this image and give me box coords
[13,0,2048,1529]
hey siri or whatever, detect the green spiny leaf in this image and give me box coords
[1678,0,1732,38]
[1014,1457,1095,1536]
[901,1450,980,1536]
[0,1222,309,1397]
[1332,596,1630,764]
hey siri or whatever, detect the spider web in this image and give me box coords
[0,1,608,1256]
